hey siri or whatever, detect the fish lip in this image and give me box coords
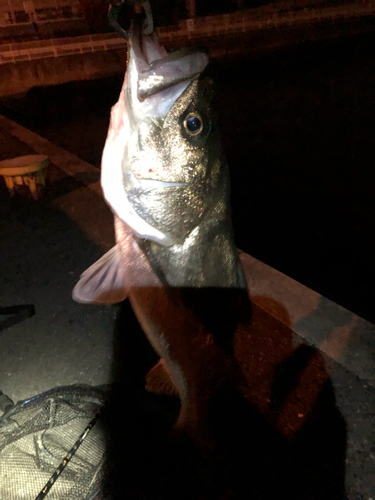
[128,171,187,192]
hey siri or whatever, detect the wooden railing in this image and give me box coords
[164,3,375,39]
[0,1,83,27]
[1,2,374,64]
[0,33,126,64]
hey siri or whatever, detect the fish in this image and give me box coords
[73,20,249,445]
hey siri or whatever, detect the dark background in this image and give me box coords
[1,31,374,323]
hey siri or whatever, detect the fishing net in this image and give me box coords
[0,384,108,500]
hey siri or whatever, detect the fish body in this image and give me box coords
[73,24,247,443]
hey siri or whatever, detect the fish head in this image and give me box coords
[102,31,228,246]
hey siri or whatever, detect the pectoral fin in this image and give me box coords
[145,358,179,397]
[72,245,127,304]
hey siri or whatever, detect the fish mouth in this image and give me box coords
[128,25,209,103]
[136,48,209,102]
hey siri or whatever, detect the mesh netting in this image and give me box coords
[0,385,108,500]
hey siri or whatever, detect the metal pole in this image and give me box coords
[186,0,196,18]
[9,0,15,24]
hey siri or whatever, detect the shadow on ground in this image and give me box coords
[102,293,347,500]
[0,180,347,499]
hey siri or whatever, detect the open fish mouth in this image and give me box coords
[128,23,209,107]
[135,47,209,101]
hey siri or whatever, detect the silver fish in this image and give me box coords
[73,23,248,444]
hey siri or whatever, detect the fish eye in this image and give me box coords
[183,113,203,136]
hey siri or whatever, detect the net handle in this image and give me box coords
[34,410,102,500]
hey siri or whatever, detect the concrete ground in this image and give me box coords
[0,117,374,499]
[0,123,115,398]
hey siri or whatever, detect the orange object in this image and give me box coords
[0,155,49,199]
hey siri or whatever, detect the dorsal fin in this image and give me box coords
[72,245,127,304]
